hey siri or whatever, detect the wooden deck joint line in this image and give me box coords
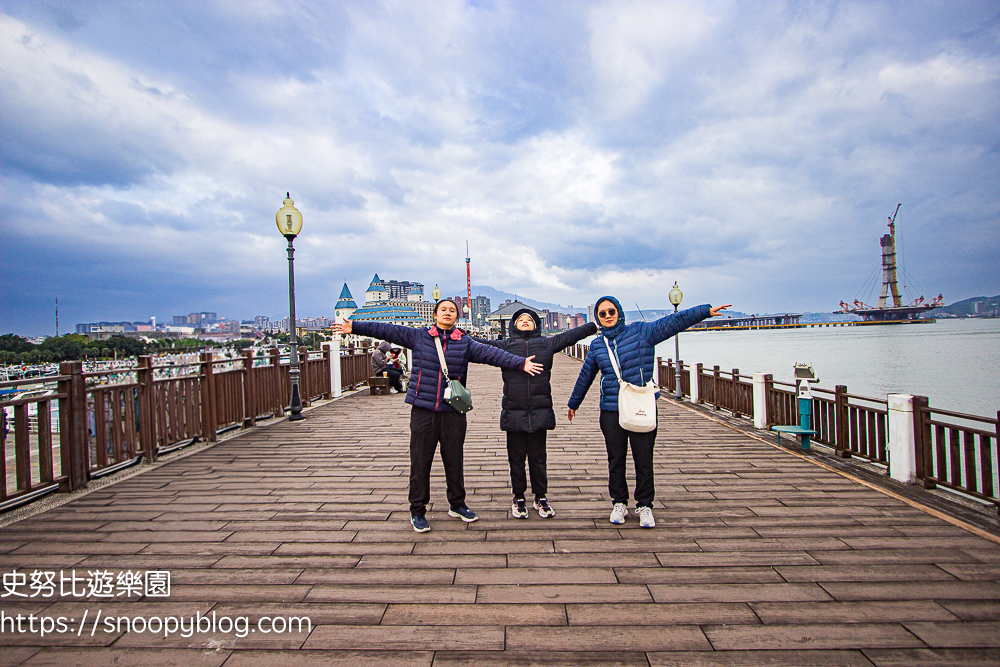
[670,398,1000,546]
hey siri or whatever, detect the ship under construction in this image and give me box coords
[837,204,944,324]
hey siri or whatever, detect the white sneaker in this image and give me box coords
[511,498,528,519]
[636,507,655,528]
[610,503,627,525]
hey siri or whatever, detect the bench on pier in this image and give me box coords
[771,425,817,451]
[369,376,391,396]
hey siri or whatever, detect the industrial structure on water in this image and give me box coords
[837,204,944,324]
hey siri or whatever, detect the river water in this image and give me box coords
[646,318,1000,418]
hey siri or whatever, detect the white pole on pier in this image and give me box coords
[888,394,917,483]
[324,340,342,398]
[752,372,768,429]
[689,364,699,404]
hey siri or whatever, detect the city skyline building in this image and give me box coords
[384,279,425,301]
[471,295,491,328]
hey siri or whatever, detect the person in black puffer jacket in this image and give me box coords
[480,308,596,519]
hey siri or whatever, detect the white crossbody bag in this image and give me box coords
[605,339,658,433]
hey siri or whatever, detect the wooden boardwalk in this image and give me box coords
[1,354,998,666]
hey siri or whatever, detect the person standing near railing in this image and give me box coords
[477,308,596,520]
[333,299,543,533]
[567,295,730,528]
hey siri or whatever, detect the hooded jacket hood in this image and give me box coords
[594,295,626,338]
[508,308,542,338]
[378,341,391,353]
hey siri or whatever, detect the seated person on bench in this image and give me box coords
[372,341,404,393]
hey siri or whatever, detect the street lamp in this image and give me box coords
[668,281,684,399]
[276,193,305,421]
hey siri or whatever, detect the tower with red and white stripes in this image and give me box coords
[465,241,472,313]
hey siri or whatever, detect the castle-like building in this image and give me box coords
[336,274,433,327]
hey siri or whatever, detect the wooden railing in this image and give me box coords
[341,351,372,389]
[694,365,753,419]
[1,377,74,508]
[2,347,373,511]
[918,404,999,506]
[659,360,690,397]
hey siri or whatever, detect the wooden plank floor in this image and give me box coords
[1,354,998,666]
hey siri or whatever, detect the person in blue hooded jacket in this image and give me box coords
[567,296,730,528]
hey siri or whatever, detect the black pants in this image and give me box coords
[507,430,548,500]
[409,407,467,516]
[385,367,404,392]
[600,410,656,509]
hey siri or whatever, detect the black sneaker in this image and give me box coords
[511,498,528,519]
[447,506,479,522]
[411,514,430,532]
[534,497,555,518]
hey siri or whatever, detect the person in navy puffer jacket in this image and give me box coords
[567,295,731,528]
[334,299,543,533]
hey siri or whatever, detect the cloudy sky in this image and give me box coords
[1,0,997,336]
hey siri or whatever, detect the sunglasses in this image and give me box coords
[598,308,617,318]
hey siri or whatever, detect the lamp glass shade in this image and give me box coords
[668,282,683,306]
[276,195,303,238]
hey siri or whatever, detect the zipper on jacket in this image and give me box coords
[525,338,532,431]
[435,337,445,411]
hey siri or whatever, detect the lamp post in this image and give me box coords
[668,281,684,399]
[276,193,305,421]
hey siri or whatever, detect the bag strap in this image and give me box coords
[433,336,451,380]
[603,335,625,384]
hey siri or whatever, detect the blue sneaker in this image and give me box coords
[411,514,430,532]
[447,506,479,523]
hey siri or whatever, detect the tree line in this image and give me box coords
[0,334,253,366]
[1,331,329,366]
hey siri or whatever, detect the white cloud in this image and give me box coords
[588,0,714,115]
[1,1,997,334]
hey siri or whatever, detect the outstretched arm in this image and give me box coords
[332,320,418,349]
[467,338,543,375]
[645,304,712,346]
[470,335,505,349]
[547,322,598,353]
